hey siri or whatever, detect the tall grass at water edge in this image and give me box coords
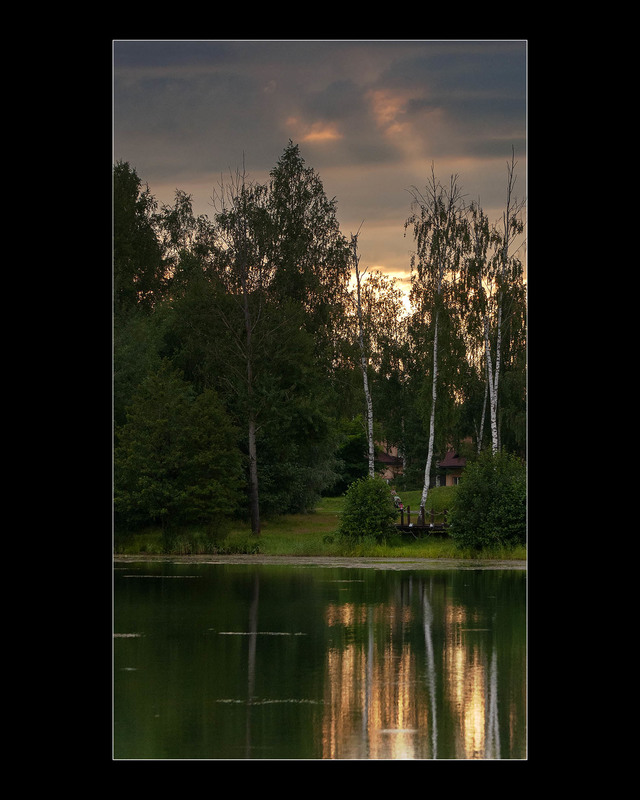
[114,486,526,560]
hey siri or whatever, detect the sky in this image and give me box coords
[112,39,527,295]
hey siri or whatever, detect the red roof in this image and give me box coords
[437,451,466,469]
[376,451,402,464]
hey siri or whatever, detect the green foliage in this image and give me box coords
[449,449,526,549]
[113,161,166,311]
[324,416,369,496]
[250,301,342,514]
[112,150,526,539]
[267,141,351,324]
[338,476,398,543]
[113,305,171,428]
[114,525,261,556]
[114,363,245,531]
[399,486,457,514]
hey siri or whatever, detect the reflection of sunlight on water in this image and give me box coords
[462,656,486,759]
[319,592,503,759]
[321,604,430,759]
[113,567,526,760]
[376,729,418,760]
[445,604,499,759]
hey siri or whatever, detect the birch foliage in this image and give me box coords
[405,167,468,514]
[463,152,526,453]
[348,230,407,479]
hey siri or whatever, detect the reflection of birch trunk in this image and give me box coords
[245,573,260,757]
[422,588,438,759]
[485,646,501,759]
[362,609,373,759]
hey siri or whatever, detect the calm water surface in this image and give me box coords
[113,561,526,760]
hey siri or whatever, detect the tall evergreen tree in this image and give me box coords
[266,141,351,363]
[113,161,166,312]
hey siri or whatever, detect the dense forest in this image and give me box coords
[113,142,526,536]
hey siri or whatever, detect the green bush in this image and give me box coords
[114,363,244,531]
[338,476,398,543]
[449,449,526,549]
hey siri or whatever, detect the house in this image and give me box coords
[375,444,404,482]
[436,450,467,486]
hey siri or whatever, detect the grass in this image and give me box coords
[114,487,526,561]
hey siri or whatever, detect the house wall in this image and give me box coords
[444,469,463,487]
[376,441,403,483]
[379,463,403,482]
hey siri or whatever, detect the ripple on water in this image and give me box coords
[216,698,323,705]
[213,631,307,636]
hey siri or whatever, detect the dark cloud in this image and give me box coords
[301,79,365,124]
[113,39,527,275]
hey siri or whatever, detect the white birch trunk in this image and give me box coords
[484,149,521,455]
[420,312,438,516]
[409,169,465,518]
[484,307,502,454]
[361,346,375,477]
[477,372,488,452]
[353,235,375,478]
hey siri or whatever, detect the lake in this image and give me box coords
[113,558,526,760]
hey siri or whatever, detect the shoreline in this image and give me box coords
[113,553,526,570]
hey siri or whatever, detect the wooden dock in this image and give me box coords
[394,506,450,536]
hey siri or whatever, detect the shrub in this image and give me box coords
[449,449,526,550]
[114,363,244,531]
[338,476,398,542]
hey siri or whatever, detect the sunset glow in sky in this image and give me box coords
[113,39,527,294]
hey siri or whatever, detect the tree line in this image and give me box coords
[113,141,526,537]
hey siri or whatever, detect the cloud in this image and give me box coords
[113,40,527,278]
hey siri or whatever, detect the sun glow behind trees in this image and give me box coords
[114,144,526,534]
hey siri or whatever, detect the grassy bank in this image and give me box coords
[114,487,526,561]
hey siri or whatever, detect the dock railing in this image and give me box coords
[397,506,449,531]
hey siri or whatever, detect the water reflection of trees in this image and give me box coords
[318,573,525,759]
[114,565,525,758]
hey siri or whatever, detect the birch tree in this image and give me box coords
[406,167,468,518]
[464,151,525,454]
[361,269,409,475]
[351,230,375,477]
[485,150,526,453]
[464,200,492,452]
